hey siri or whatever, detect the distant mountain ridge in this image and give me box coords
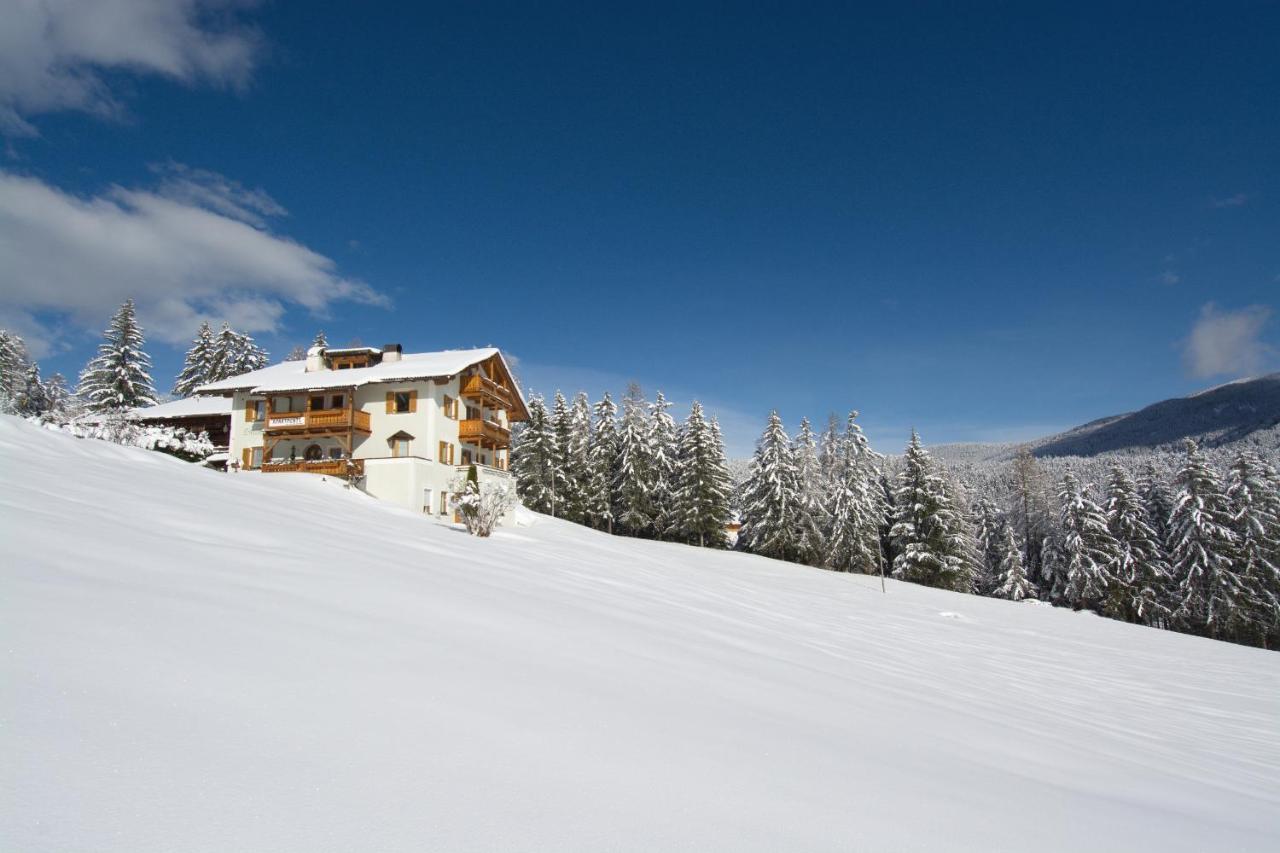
[925,373,1280,465]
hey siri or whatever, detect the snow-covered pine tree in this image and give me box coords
[1009,448,1053,586]
[549,392,577,520]
[972,497,1004,594]
[227,331,270,376]
[313,330,328,348]
[671,400,733,547]
[823,412,883,574]
[992,519,1037,601]
[284,345,308,361]
[17,362,48,417]
[791,417,827,565]
[888,431,973,592]
[0,329,31,412]
[647,391,679,539]
[173,321,215,396]
[737,412,802,560]
[43,372,73,421]
[510,395,559,514]
[1050,470,1121,612]
[1137,462,1176,547]
[1169,440,1243,640]
[1226,451,1280,643]
[585,393,619,533]
[1104,464,1172,626]
[613,383,656,537]
[818,413,841,486]
[77,299,157,412]
[206,323,236,382]
[561,392,594,525]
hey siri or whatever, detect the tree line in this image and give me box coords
[511,384,735,547]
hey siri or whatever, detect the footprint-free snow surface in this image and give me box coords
[2,416,1278,852]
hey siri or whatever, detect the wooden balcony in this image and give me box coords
[460,374,513,409]
[265,407,371,435]
[459,418,511,448]
[261,458,365,478]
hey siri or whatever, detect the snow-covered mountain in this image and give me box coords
[927,373,1280,465]
[3,416,1278,852]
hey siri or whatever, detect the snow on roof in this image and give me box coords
[130,395,232,420]
[196,347,513,396]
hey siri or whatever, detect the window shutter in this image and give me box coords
[386,392,394,414]
[409,390,418,413]
[242,448,251,468]
[245,399,255,421]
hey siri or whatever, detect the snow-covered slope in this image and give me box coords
[2,416,1277,852]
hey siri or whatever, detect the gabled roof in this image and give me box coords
[195,346,529,419]
[130,395,232,421]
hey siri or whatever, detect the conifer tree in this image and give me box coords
[889,431,973,592]
[791,416,827,564]
[1050,471,1121,612]
[17,362,48,417]
[0,329,30,411]
[549,392,580,521]
[313,330,328,348]
[586,393,619,533]
[972,497,1004,594]
[737,412,803,561]
[613,383,655,536]
[1138,462,1177,547]
[1226,451,1280,641]
[1169,440,1243,639]
[561,392,594,524]
[992,520,1037,601]
[818,413,841,485]
[1009,448,1053,585]
[43,372,72,420]
[173,321,215,396]
[647,391,679,539]
[824,412,883,574]
[77,299,157,412]
[1104,464,1172,626]
[511,395,559,514]
[671,401,733,547]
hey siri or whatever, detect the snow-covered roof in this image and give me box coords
[129,395,232,421]
[196,347,525,412]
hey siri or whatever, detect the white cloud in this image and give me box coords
[0,0,261,136]
[1158,270,1180,286]
[0,168,387,357]
[1183,303,1274,379]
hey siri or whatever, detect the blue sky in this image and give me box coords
[1,1,1277,456]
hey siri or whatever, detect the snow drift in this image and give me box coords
[1,416,1277,852]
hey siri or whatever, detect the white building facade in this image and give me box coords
[198,345,527,517]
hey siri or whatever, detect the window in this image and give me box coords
[250,447,263,468]
[387,389,416,414]
[423,489,433,514]
[439,491,449,515]
[328,447,343,460]
[466,405,481,421]
[331,394,344,409]
[310,395,325,411]
[444,395,457,419]
[437,441,454,464]
[246,399,265,422]
[392,437,410,458]
[272,396,295,413]
[304,444,323,461]
[461,449,472,465]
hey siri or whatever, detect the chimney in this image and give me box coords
[382,343,402,363]
[305,345,326,372]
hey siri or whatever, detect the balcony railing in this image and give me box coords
[459,418,511,448]
[261,458,364,478]
[460,374,513,408]
[265,408,371,434]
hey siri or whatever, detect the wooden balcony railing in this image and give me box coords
[459,418,511,448]
[261,458,364,477]
[460,374,513,408]
[265,408,371,434]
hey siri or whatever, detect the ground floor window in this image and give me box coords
[304,444,323,460]
[250,447,263,468]
[423,488,433,514]
[439,491,449,514]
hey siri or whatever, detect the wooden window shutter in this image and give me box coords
[245,399,255,421]
[242,448,251,468]
[438,440,446,461]
[409,390,418,413]
[386,391,394,414]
